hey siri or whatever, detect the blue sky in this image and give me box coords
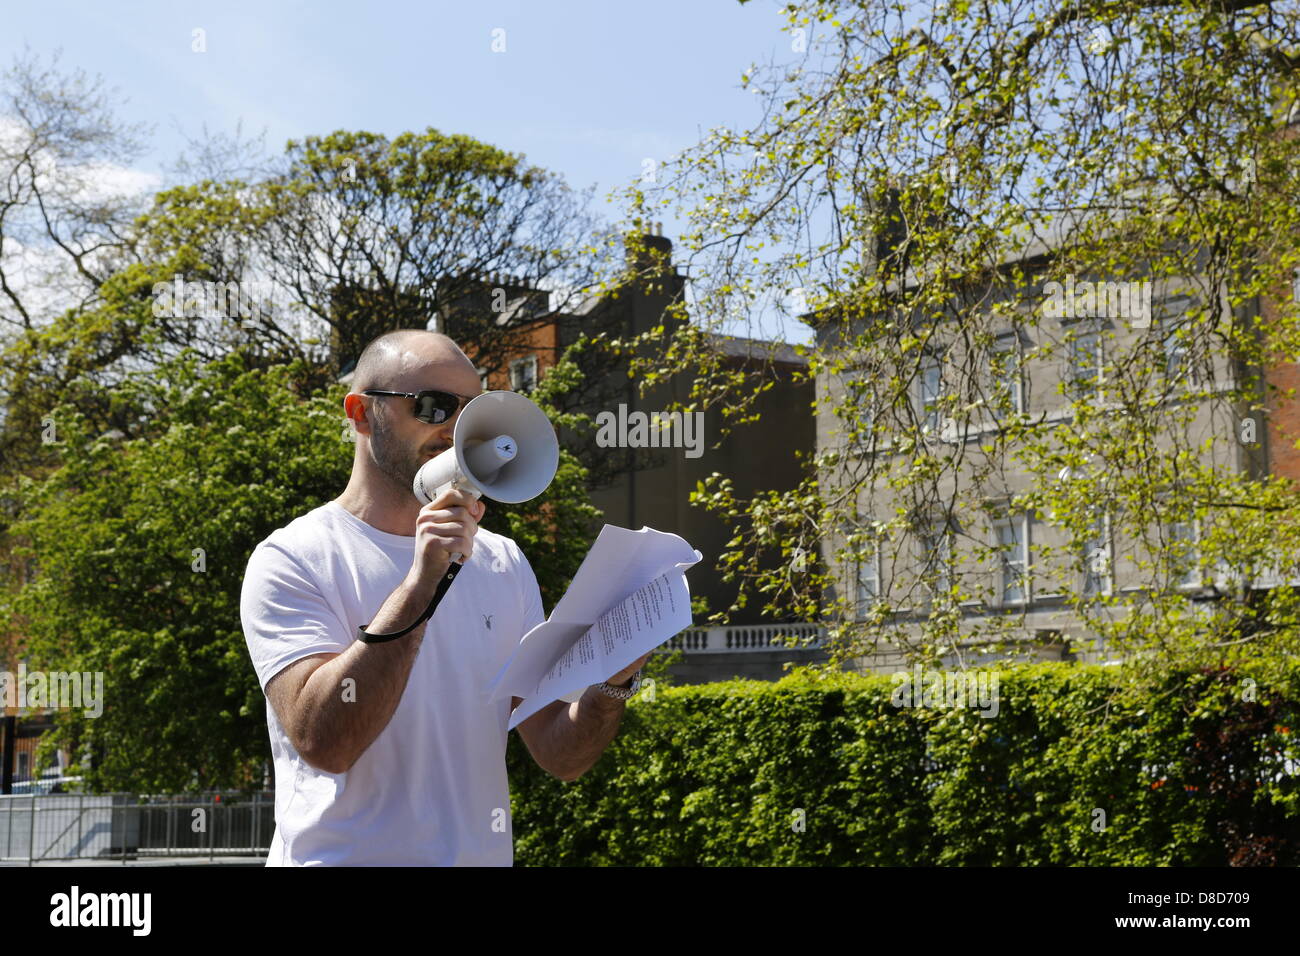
[3,0,811,338]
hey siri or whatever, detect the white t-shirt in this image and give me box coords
[239,499,545,866]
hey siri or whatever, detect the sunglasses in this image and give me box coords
[362,388,479,425]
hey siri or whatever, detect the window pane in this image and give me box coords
[920,354,943,431]
[845,374,877,450]
[856,550,879,616]
[921,524,953,595]
[999,518,1026,603]
[1068,331,1101,399]
[510,356,538,392]
[1168,519,1197,586]
[1162,325,1191,383]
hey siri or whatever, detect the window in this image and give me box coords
[16,752,29,781]
[849,519,883,618]
[1162,324,1191,383]
[993,512,1031,604]
[1155,295,1196,386]
[989,334,1026,415]
[1066,329,1104,401]
[1081,511,1111,598]
[843,371,880,453]
[1166,516,1200,589]
[918,350,946,433]
[856,540,881,618]
[525,292,551,319]
[509,355,538,393]
[918,517,956,598]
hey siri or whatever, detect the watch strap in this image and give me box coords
[596,669,642,700]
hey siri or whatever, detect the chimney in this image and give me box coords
[626,222,674,277]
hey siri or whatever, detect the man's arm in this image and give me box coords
[266,577,435,774]
[511,653,650,782]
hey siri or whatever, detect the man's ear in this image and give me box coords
[344,393,372,436]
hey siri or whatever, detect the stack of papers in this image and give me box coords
[488,525,702,729]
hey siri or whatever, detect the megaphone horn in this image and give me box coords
[412,390,559,507]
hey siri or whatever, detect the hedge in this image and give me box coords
[506,661,1300,865]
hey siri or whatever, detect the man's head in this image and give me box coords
[344,330,483,499]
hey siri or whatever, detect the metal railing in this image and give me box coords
[0,792,274,864]
[660,623,828,653]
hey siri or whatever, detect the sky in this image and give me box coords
[1,0,814,342]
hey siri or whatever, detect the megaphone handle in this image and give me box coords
[437,479,482,568]
[428,477,485,613]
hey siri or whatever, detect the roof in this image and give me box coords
[704,332,807,365]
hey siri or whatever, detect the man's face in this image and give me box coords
[363,371,482,494]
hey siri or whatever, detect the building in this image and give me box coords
[810,215,1283,674]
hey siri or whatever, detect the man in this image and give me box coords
[240,329,650,866]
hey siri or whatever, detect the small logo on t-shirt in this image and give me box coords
[483,614,494,631]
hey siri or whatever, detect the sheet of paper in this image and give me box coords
[486,524,702,730]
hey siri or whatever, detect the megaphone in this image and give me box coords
[412,388,559,510]
[357,391,559,644]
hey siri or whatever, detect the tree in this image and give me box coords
[0,50,150,480]
[0,120,612,486]
[618,0,1300,685]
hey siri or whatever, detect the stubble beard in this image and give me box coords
[367,406,423,499]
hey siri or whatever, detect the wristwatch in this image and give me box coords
[595,669,642,701]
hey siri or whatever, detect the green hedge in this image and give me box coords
[506,662,1300,865]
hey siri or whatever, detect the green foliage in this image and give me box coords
[4,351,350,790]
[507,661,1300,865]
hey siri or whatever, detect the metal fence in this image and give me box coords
[0,792,274,864]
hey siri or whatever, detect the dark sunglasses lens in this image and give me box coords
[414,391,460,424]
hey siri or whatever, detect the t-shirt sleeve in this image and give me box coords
[241,540,353,692]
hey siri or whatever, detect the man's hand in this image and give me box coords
[407,487,486,598]
[516,649,656,782]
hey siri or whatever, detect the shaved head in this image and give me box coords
[350,329,476,394]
